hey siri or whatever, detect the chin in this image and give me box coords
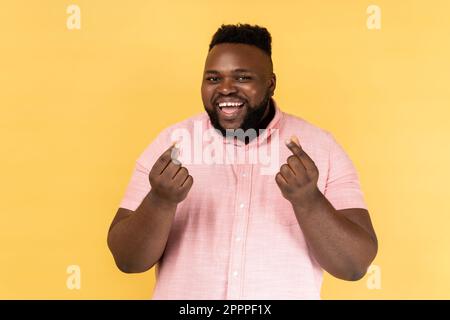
[220,121,243,131]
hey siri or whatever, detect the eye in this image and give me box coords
[237,76,252,81]
[206,76,220,83]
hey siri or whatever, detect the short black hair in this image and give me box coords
[209,23,272,58]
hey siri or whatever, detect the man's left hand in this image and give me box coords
[275,135,322,209]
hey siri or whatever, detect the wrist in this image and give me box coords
[291,187,324,213]
[147,190,178,210]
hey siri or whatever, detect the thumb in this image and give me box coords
[290,135,300,147]
[170,140,182,165]
[285,135,302,156]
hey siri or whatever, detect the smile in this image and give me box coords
[218,104,244,117]
[217,101,245,117]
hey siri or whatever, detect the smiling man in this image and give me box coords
[107,24,378,299]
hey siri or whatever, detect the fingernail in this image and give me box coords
[171,147,180,160]
[285,139,292,146]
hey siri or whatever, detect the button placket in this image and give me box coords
[226,164,253,299]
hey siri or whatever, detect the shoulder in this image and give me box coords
[162,112,209,135]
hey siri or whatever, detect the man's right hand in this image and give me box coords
[148,144,193,205]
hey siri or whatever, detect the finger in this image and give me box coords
[275,172,288,188]
[170,142,181,166]
[180,175,193,190]
[285,135,316,172]
[280,163,295,184]
[291,135,300,146]
[285,135,303,158]
[173,167,189,185]
[150,143,179,176]
[287,154,306,175]
[161,160,182,179]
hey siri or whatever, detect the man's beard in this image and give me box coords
[205,90,272,138]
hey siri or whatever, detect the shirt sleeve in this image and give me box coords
[118,129,171,211]
[323,133,368,211]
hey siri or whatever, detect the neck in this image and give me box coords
[243,98,275,145]
[258,98,275,131]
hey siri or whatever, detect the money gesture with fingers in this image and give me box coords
[275,136,321,209]
[149,143,194,205]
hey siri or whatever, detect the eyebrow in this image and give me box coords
[204,68,254,74]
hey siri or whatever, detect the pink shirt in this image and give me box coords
[119,99,367,299]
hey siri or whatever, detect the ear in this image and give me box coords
[268,72,277,96]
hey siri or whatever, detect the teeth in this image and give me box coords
[218,101,244,107]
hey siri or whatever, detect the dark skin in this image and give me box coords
[278,136,378,280]
[201,43,276,134]
[107,43,378,280]
[107,144,192,273]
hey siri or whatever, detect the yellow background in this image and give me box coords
[1,0,449,299]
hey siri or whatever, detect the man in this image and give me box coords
[107,24,378,299]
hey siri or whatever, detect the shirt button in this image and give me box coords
[239,203,245,209]
[242,172,247,177]
[236,237,241,242]
[232,271,238,277]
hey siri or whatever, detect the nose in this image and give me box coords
[217,77,237,95]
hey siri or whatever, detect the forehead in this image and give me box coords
[204,43,271,74]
